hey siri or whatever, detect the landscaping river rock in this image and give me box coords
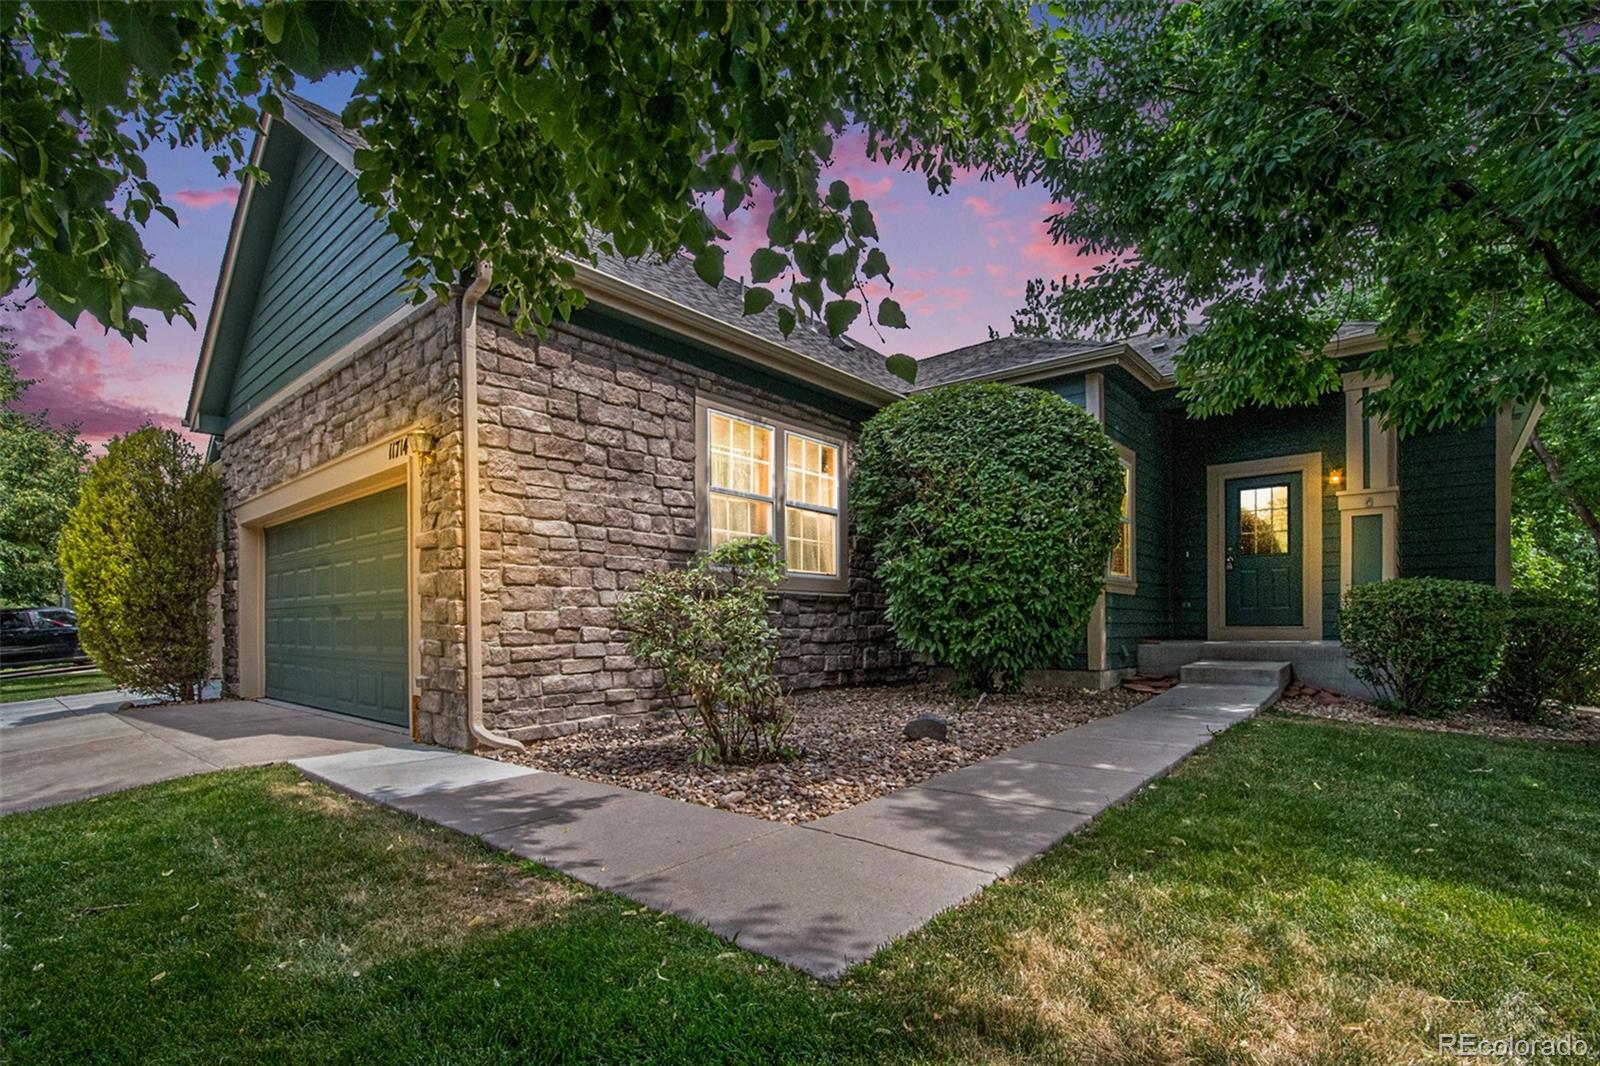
[494,683,1151,822]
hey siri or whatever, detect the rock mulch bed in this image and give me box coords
[1275,689,1600,745]
[494,683,1152,823]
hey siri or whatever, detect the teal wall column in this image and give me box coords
[1349,513,1385,587]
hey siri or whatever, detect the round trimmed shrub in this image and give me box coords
[58,427,220,702]
[1487,592,1600,721]
[1339,577,1507,716]
[851,382,1124,693]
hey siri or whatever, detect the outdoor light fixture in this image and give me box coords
[407,429,436,460]
[1328,467,1344,487]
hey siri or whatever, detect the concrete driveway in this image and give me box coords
[0,694,412,815]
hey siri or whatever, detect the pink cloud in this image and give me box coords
[1019,229,1111,278]
[173,186,240,209]
[962,195,999,218]
[2,303,194,452]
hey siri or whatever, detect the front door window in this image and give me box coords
[1225,473,1303,627]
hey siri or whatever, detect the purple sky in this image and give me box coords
[3,77,1103,451]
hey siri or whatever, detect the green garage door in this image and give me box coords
[264,486,408,726]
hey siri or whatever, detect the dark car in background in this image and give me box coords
[0,608,90,667]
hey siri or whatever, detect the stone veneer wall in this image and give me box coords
[216,301,472,747]
[472,304,919,740]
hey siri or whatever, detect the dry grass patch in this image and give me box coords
[856,717,1600,1064]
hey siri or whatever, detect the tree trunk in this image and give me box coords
[1529,430,1600,602]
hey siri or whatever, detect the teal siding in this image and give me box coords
[225,145,412,424]
[1398,420,1497,583]
[1032,371,1090,669]
[1102,368,1174,669]
[1041,374,1086,408]
[1351,513,1384,587]
[1170,393,1345,639]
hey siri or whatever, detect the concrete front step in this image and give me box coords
[1138,640,1377,699]
[1179,659,1291,693]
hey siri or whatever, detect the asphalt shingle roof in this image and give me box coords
[587,250,911,394]
[912,336,1114,388]
[279,94,1382,399]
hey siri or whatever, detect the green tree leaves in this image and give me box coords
[0,326,87,607]
[742,286,775,316]
[59,426,220,701]
[6,1,1046,361]
[876,297,907,329]
[693,246,727,287]
[824,298,861,336]
[344,2,1047,346]
[1014,0,1600,434]
[62,36,132,110]
[750,247,788,284]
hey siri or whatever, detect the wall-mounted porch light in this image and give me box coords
[406,429,436,461]
[1327,467,1344,488]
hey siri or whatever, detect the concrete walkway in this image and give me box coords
[295,664,1289,979]
[0,696,409,814]
[3,664,1285,977]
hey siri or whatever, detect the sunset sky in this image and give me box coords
[2,75,1104,452]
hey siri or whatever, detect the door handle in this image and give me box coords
[1225,551,1235,572]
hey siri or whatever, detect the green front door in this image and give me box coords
[264,486,408,726]
[1224,471,1303,628]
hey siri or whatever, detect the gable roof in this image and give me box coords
[187,96,1390,433]
[582,249,910,394]
[280,95,910,400]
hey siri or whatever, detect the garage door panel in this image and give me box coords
[265,486,407,727]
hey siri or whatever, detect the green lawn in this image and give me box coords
[0,668,114,704]
[2,717,1596,1063]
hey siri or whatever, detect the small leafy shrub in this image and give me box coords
[852,382,1124,693]
[58,427,220,701]
[1340,577,1507,716]
[1488,592,1600,721]
[617,539,791,764]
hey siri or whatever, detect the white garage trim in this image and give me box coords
[234,427,424,736]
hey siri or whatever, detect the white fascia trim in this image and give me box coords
[568,261,904,409]
[933,344,1162,392]
[951,330,1391,397]
[278,96,358,174]
[1324,332,1389,359]
[185,120,270,429]
[1510,401,1544,467]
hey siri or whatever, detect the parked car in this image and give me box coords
[0,608,90,667]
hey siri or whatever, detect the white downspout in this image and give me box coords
[460,264,525,752]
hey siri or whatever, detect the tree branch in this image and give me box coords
[1446,179,1600,314]
[1529,429,1600,601]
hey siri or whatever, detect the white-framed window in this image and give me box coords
[701,403,846,588]
[1108,445,1136,590]
[708,410,775,544]
[784,431,840,577]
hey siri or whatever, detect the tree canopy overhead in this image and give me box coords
[2,0,1046,347]
[1012,0,1600,435]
